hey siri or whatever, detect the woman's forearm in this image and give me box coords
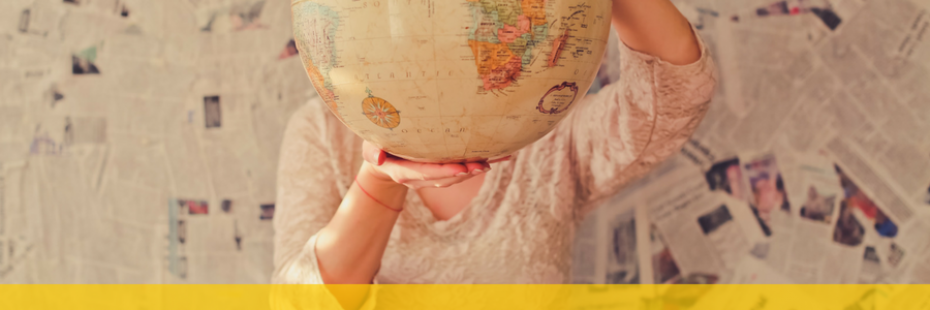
[314,162,408,284]
[611,0,701,65]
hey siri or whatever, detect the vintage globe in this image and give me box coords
[291,0,611,162]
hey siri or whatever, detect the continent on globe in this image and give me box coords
[467,0,550,91]
[548,3,595,67]
[292,2,341,114]
[521,0,548,27]
[290,0,611,162]
[361,88,401,130]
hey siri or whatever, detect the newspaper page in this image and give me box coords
[648,177,748,282]
[0,0,306,284]
[570,156,697,284]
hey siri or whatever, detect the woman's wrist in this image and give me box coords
[359,162,408,194]
[356,163,408,212]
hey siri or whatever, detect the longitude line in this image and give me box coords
[429,1,451,158]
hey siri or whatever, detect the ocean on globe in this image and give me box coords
[291,0,611,162]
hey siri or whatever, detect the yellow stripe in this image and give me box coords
[1,284,929,309]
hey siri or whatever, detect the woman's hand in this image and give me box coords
[360,141,508,189]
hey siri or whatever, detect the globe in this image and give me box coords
[291,0,611,162]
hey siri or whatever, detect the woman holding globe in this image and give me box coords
[273,0,716,292]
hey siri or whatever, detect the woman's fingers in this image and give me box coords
[383,158,466,180]
[361,141,386,166]
[402,174,474,189]
[463,162,487,175]
[360,141,502,185]
[487,155,512,164]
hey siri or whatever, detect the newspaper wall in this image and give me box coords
[0,0,927,286]
[573,0,930,286]
[0,0,313,283]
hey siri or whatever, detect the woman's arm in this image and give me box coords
[314,145,493,285]
[517,0,717,220]
[610,0,701,65]
[582,0,715,205]
[275,104,406,310]
[314,163,407,284]
[272,104,371,285]
[274,104,491,286]
[273,103,408,287]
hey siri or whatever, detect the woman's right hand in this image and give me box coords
[313,142,510,286]
[360,141,508,189]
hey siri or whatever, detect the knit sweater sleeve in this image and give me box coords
[270,102,380,307]
[271,102,340,285]
[520,24,718,220]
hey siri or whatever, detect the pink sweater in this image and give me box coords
[272,26,717,285]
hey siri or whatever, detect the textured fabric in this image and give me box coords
[272,25,717,286]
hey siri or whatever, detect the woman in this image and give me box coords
[274,0,716,287]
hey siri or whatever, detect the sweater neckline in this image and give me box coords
[404,164,501,235]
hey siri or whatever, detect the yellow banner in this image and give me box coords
[1,284,929,310]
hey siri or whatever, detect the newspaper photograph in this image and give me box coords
[793,156,843,225]
[799,186,836,224]
[221,199,233,214]
[649,224,683,284]
[605,210,639,284]
[835,166,899,239]
[179,199,209,215]
[742,154,791,235]
[204,95,222,129]
[696,202,750,270]
[278,39,299,60]
[71,55,99,75]
[704,157,748,201]
[858,246,882,283]
[260,203,275,220]
[177,219,187,245]
[648,177,759,279]
[834,195,867,247]
[196,0,267,33]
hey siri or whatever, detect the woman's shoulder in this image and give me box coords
[282,98,363,171]
[287,98,335,132]
[286,98,358,143]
